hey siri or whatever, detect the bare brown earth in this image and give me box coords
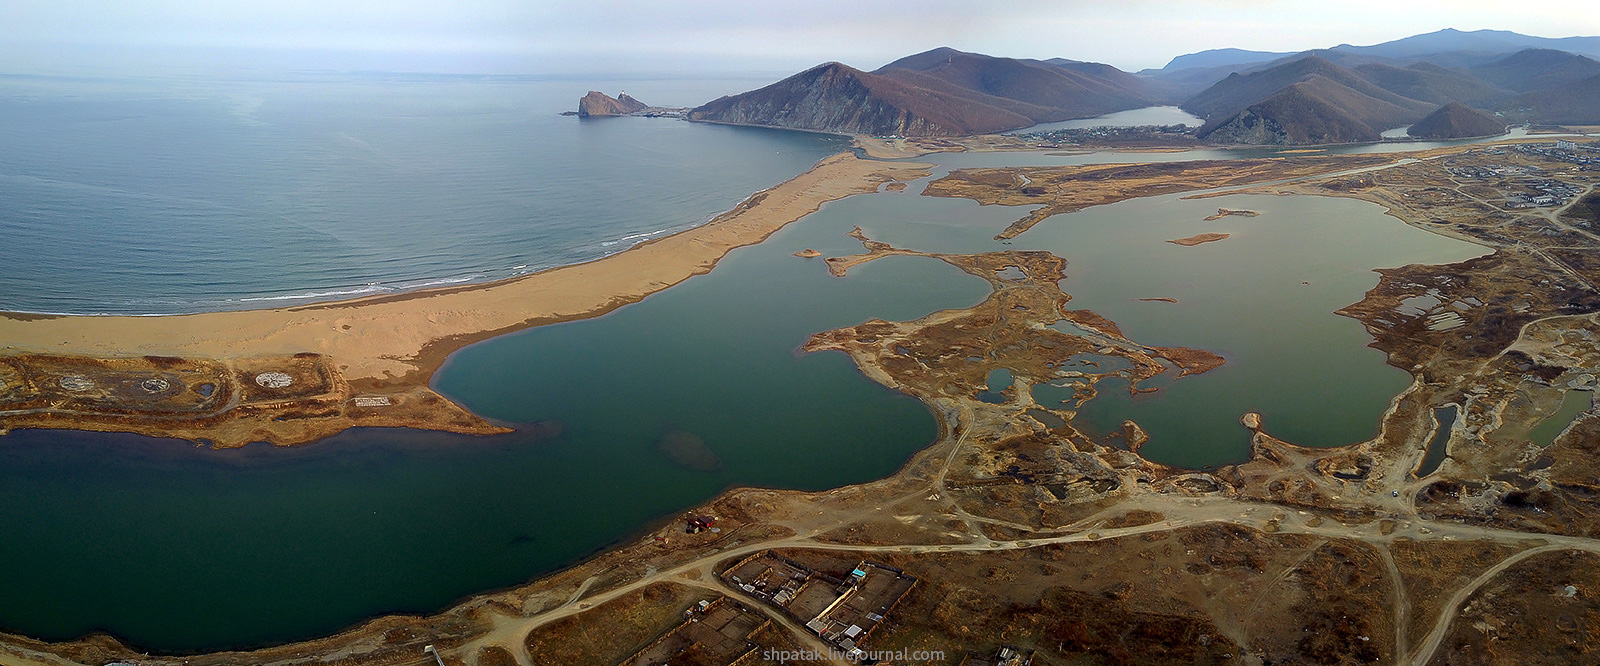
[0,153,929,447]
[1169,232,1232,246]
[5,138,1600,666]
[853,134,1037,159]
[1427,549,1600,665]
[0,353,507,447]
[922,154,1398,239]
[1205,208,1261,221]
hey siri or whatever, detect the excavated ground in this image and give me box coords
[0,352,506,446]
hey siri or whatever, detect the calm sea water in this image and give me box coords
[0,73,991,651]
[0,73,843,314]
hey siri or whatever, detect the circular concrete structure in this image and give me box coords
[58,376,94,392]
[255,372,294,389]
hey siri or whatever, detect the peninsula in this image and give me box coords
[8,25,1600,666]
[8,134,1600,666]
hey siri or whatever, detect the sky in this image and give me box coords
[3,0,1599,76]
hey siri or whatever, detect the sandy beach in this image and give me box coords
[0,152,930,389]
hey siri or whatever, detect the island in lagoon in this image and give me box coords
[6,28,1600,666]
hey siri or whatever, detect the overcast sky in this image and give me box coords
[3,0,1598,76]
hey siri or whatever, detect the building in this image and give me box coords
[722,553,917,657]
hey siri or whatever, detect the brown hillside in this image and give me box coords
[1504,74,1600,124]
[688,62,1034,136]
[1197,80,1384,145]
[1183,55,1432,124]
[688,48,1157,137]
[1352,63,1511,107]
[1467,49,1600,93]
[577,91,648,117]
[876,50,1152,123]
[873,48,1153,121]
[1407,102,1506,139]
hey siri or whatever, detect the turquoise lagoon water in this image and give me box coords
[829,164,1488,467]
[0,74,992,651]
[0,213,989,651]
[0,73,1497,651]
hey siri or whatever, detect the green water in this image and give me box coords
[433,200,996,489]
[1046,194,1488,466]
[844,167,1488,467]
[977,368,1012,403]
[1418,405,1458,477]
[1527,390,1594,446]
[0,146,1495,651]
[0,193,990,652]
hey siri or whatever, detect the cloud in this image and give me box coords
[0,0,1596,74]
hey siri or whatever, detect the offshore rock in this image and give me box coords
[578,91,649,117]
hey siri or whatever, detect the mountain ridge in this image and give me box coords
[690,48,1155,137]
[675,29,1600,144]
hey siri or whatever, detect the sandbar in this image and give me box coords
[1167,233,1231,247]
[0,152,930,444]
[1203,208,1259,221]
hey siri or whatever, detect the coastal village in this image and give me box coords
[615,548,1042,666]
[722,553,915,657]
[10,15,1600,664]
[608,549,920,665]
[1442,141,1600,209]
[8,137,1600,666]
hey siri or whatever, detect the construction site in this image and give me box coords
[0,351,505,447]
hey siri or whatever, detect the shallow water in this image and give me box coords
[1527,389,1594,446]
[0,94,1497,650]
[843,160,1488,467]
[1418,405,1457,477]
[0,170,992,652]
[1011,105,1204,133]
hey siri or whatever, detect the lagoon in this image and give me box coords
[0,78,1494,651]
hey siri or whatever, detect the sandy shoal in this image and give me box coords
[0,152,930,383]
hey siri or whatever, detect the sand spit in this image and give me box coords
[8,138,1599,666]
[1203,208,1259,221]
[0,152,930,445]
[1168,232,1231,247]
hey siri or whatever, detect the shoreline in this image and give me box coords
[0,152,930,383]
[0,152,932,445]
[1,135,1591,665]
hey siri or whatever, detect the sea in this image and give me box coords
[0,73,1493,652]
[0,71,974,652]
[0,72,844,314]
